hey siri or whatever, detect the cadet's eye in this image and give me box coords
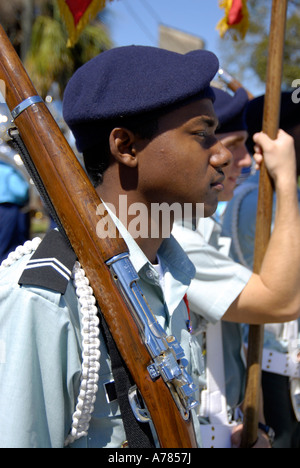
[197,131,207,138]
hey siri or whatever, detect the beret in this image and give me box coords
[245,91,300,153]
[245,91,300,136]
[212,87,249,134]
[63,45,219,152]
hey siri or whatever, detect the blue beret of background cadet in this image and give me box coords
[245,91,300,139]
[63,45,219,153]
[212,86,249,134]
[244,91,300,154]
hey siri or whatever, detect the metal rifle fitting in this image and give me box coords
[106,252,199,421]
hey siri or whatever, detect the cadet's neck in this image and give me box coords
[96,185,172,264]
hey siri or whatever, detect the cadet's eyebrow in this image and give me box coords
[222,134,246,145]
[192,116,219,128]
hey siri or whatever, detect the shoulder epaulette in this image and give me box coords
[18,230,77,295]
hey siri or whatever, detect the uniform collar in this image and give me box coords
[106,204,195,315]
[157,236,195,314]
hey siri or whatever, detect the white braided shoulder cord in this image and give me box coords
[0,238,100,446]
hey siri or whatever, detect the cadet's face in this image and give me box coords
[216,130,252,201]
[137,98,232,217]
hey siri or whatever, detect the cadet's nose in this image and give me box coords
[210,141,232,169]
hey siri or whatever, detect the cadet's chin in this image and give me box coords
[204,200,218,218]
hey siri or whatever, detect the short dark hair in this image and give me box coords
[82,114,159,187]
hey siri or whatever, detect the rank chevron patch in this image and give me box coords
[24,258,72,281]
[18,230,77,294]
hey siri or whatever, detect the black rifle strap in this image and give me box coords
[98,311,155,448]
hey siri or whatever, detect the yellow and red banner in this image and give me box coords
[217,0,249,40]
[57,0,109,46]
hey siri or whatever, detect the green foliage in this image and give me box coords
[218,0,300,92]
[24,1,112,98]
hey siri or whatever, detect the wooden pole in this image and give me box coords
[241,0,288,448]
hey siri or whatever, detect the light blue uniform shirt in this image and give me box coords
[172,217,252,410]
[0,224,202,447]
[172,218,251,324]
[222,172,300,354]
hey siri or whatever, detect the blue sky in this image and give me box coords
[106,0,224,53]
[104,0,265,95]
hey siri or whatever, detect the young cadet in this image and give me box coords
[0,45,233,448]
[172,87,300,448]
[222,92,300,448]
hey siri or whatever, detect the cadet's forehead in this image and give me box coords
[156,97,218,130]
[212,87,249,134]
[63,45,219,153]
[149,98,218,138]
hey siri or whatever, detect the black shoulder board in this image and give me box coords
[18,230,77,295]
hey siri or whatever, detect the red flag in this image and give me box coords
[217,0,249,40]
[57,0,109,47]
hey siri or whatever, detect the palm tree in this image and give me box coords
[24,1,112,98]
[0,0,24,56]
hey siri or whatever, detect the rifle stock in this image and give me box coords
[0,24,197,448]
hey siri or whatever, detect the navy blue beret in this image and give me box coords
[212,87,249,134]
[63,45,219,152]
[245,92,300,153]
[245,91,300,137]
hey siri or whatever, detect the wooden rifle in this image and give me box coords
[0,24,198,448]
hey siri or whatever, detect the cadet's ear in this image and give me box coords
[109,128,138,168]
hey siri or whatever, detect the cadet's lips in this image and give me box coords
[211,175,225,191]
